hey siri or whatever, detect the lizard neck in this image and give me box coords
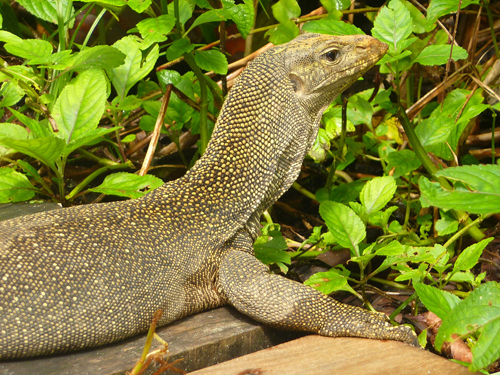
[152,52,320,237]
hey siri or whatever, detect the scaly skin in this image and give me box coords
[0,34,417,360]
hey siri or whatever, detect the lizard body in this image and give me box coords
[0,34,417,359]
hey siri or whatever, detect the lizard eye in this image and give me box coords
[324,50,338,62]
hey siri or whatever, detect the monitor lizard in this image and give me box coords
[0,33,418,359]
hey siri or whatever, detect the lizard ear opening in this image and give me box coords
[289,74,304,94]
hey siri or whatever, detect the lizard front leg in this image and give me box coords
[219,248,419,347]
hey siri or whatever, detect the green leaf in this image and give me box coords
[360,176,396,215]
[404,1,427,34]
[304,267,357,295]
[64,127,120,157]
[137,14,176,43]
[0,137,65,168]
[0,123,29,140]
[347,95,373,125]
[319,201,366,253]
[320,0,350,12]
[17,0,74,25]
[414,45,468,65]
[166,38,195,61]
[0,167,36,203]
[194,50,228,75]
[272,0,301,24]
[52,69,108,144]
[0,30,22,44]
[184,9,228,36]
[435,212,458,236]
[107,35,159,101]
[168,0,194,26]
[302,19,364,36]
[386,149,422,178]
[254,229,291,267]
[89,172,163,199]
[434,282,500,372]
[414,282,460,320]
[372,0,413,53]
[65,45,126,72]
[420,165,500,215]
[222,0,254,38]
[9,109,52,138]
[427,0,479,25]
[453,238,494,273]
[0,82,23,108]
[266,20,300,45]
[4,39,53,62]
[128,0,152,13]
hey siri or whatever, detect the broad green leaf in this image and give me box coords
[320,0,350,12]
[375,240,405,256]
[302,19,364,36]
[347,95,373,126]
[52,69,108,143]
[453,238,494,273]
[420,165,500,214]
[0,167,36,203]
[222,0,254,38]
[360,176,396,215]
[329,179,366,204]
[137,14,176,43]
[404,1,427,34]
[272,0,300,24]
[167,0,194,26]
[386,149,422,178]
[0,137,65,168]
[427,0,479,25]
[89,172,163,199]
[16,0,74,25]
[304,267,357,295]
[435,212,458,236]
[64,127,120,157]
[437,164,500,194]
[16,159,46,189]
[107,36,159,101]
[184,9,227,36]
[66,45,126,72]
[4,39,53,61]
[266,20,300,45]
[194,50,228,75]
[434,282,500,372]
[0,30,22,44]
[0,123,29,140]
[415,116,455,147]
[414,282,460,320]
[9,109,52,138]
[167,38,195,61]
[372,0,413,53]
[319,201,366,252]
[128,0,152,13]
[254,229,291,266]
[0,82,23,108]
[414,45,468,65]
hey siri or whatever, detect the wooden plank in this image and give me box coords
[0,307,300,375]
[191,335,479,375]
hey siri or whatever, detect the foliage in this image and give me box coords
[0,0,499,372]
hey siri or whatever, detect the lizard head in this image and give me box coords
[284,33,388,119]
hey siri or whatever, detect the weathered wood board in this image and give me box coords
[0,307,299,375]
[191,335,478,375]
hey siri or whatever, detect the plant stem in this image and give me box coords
[396,105,484,241]
[66,160,134,200]
[292,182,317,201]
[77,148,120,166]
